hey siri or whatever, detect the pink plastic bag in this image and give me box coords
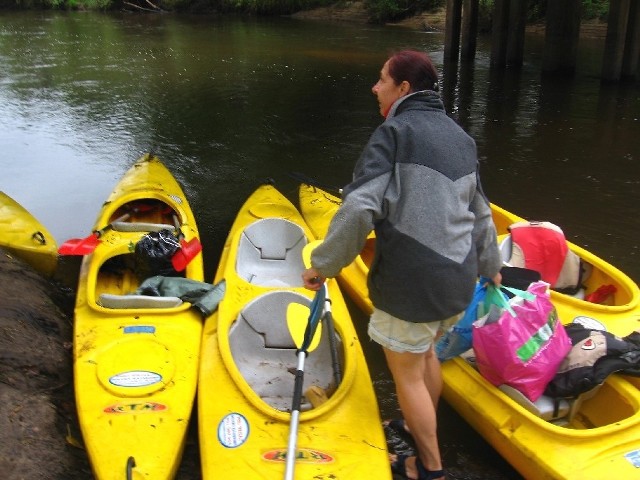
[472,281,572,401]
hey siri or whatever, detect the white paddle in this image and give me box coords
[284,288,325,480]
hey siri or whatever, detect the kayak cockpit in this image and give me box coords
[229,291,343,412]
[499,234,639,311]
[91,251,186,309]
[461,352,640,431]
[108,198,180,228]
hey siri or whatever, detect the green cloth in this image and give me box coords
[135,275,226,318]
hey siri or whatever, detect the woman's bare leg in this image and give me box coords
[384,346,444,479]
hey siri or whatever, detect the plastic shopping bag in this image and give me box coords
[436,272,532,362]
[472,281,572,401]
[436,280,488,362]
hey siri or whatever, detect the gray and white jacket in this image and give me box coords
[311,90,502,323]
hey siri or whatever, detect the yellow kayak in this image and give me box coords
[72,154,204,480]
[198,183,391,479]
[0,191,57,276]
[299,182,640,479]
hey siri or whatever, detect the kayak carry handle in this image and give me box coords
[126,456,136,480]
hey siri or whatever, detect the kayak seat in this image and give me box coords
[111,221,176,233]
[498,385,571,422]
[98,293,183,309]
[229,290,341,412]
[498,384,602,426]
[236,218,307,287]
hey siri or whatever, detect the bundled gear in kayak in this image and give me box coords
[545,323,640,398]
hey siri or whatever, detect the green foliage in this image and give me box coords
[582,0,608,20]
[364,0,443,24]
[475,1,609,25]
[86,0,112,8]
[160,0,193,11]
[1,0,613,22]
[44,0,68,7]
[43,0,112,8]
[212,0,331,14]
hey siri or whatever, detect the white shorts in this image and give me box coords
[368,308,463,354]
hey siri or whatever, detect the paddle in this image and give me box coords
[284,288,325,480]
[302,241,342,386]
[58,202,161,256]
[58,213,130,255]
[171,215,203,272]
[286,303,323,352]
[320,284,342,386]
[287,172,344,197]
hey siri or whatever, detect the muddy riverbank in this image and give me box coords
[0,249,88,478]
[292,2,608,38]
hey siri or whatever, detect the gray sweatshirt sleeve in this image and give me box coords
[309,193,374,278]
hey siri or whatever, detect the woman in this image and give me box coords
[302,50,502,480]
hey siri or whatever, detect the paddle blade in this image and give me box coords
[57,233,99,255]
[171,237,202,271]
[302,240,323,269]
[287,303,322,352]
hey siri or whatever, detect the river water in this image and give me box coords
[1,10,639,479]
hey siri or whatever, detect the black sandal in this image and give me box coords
[384,419,414,443]
[390,454,445,480]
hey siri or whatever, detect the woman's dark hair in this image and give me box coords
[387,50,439,92]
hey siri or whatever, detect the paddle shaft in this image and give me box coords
[172,214,184,240]
[100,212,131,235]
[284,288,326,480]
[284,351,307,480]
[322,284,342,385]
[57,212,132,255]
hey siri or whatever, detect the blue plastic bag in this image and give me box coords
[436,277,528,362]
[436,280,488,362]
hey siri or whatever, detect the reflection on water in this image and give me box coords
[1,10,638,479]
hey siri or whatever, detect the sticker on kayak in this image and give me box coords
[104,402,167,414]
[168,194,183,205]
[123,325,156,334]
[262,448,334,464]
[109,370,162,387]
[218,413,250,448]
[625,449,640,468]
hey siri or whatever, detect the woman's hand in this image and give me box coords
[302,268,326,291]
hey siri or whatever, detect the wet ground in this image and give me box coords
[0,249,84,478]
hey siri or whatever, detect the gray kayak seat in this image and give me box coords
[229,290,342,412]
[236,218,307,287]
[498,384,602,426]
[98,293,183,309]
